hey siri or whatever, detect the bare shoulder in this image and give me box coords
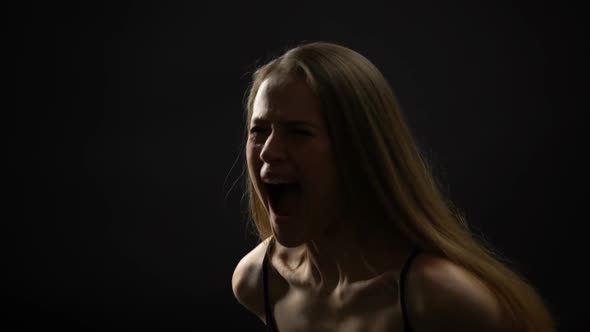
[231,237,272,324]
[404,252,512,331]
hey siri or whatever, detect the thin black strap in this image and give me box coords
[262,237,279,332]
[399,248,421,332]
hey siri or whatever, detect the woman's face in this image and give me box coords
[246,74,343,247]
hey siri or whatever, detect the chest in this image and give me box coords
[270,282,405,332]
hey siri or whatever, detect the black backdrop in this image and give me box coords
[13,1,583,331]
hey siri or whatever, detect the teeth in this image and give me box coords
[264,179,295,185]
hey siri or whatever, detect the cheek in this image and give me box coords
[314,155,342,204]
[246,144,258,166]
[303,152,339,198]
[305,146,336,179]
[246,146,262,182]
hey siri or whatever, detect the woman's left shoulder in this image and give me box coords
[404,252,512,331]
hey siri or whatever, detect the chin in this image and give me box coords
[273,231,307,248]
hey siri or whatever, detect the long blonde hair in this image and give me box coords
[241,41,555,331]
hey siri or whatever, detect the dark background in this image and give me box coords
[13,0,583,331]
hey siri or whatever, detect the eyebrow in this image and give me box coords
[250,118,320,129]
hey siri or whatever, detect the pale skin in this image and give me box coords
[232,73,511,331]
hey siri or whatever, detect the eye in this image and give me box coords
[249,126,269,135]
[291,128,312,136]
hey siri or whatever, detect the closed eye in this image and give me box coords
[291,128,312,136]
[249,127,311,137]
[249,126,269,135]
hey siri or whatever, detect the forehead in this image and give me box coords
[251,74,323,125]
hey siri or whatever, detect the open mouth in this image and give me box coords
[266,183,302,217]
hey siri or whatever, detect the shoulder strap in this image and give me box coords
[262,237,279,332]
[399,248,421,332]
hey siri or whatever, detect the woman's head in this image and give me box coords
[246,72,345,247]
[245,42,430,244]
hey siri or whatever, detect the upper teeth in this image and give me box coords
[264,179,294,185]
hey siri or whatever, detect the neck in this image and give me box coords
[274,218,413,295]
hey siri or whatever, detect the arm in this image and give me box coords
[231,237,272,324]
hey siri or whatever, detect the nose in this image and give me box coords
[260,130,287,163]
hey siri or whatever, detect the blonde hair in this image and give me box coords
[241,41,555,331]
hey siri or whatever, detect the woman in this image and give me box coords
[231,41,555,331]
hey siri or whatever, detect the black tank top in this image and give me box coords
[262,238,421,332]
